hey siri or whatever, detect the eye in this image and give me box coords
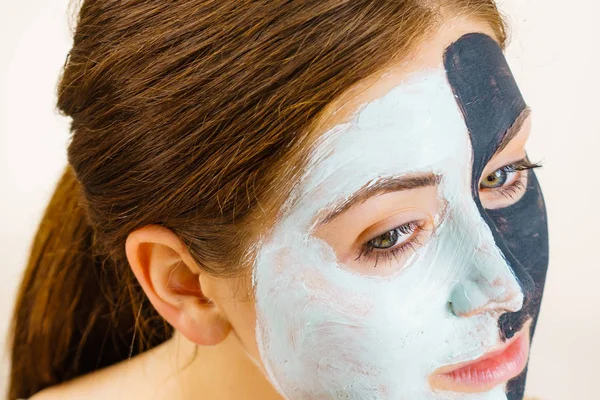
[356,220,429,268]
[368,223,418,250]
[479,158,542,209]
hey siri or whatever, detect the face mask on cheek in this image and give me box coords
[252,33,549,400]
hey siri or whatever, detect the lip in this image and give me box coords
[429,321,531,393]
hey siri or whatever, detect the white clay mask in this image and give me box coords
[252,67,526,400]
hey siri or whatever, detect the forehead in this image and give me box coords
[309,68,471,179]
[311,20,498,136]
[284,27,513,227]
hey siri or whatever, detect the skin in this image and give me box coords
[31,16,538,400]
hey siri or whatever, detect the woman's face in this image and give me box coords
[215,19,548,400]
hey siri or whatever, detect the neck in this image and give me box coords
[147,330,284,400]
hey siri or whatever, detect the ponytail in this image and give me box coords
[7,165,170,399]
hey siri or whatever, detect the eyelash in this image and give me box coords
[355,159,543,268]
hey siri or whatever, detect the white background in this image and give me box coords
[1,1,598,398]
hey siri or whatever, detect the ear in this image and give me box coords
[125,224,231,346]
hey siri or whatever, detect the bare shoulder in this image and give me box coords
[26,365,130,400]
[27,383,81,400]
[28,386,65,400]
[27,341,182,400]
[27,355,150,400]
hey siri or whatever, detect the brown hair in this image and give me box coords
[7,1,507,398]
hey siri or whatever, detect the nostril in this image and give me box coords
[498,311,527,340]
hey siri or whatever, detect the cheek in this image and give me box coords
[253,233,449,387]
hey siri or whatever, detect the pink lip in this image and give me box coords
[429,323,531,393]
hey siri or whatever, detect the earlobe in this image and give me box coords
[125,224,232,346]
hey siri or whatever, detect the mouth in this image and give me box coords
[429,320,531,393]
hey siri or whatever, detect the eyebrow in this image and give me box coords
[493,107,532,156]
[317,173,440,226]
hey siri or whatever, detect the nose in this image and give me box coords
[449,248,524,318]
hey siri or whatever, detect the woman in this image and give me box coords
[8,1,548,399]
